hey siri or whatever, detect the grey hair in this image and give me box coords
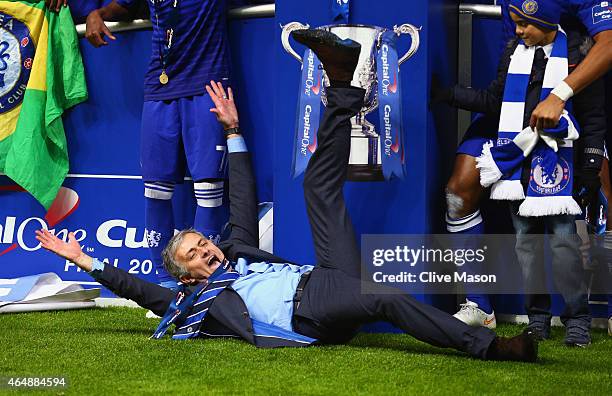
[162,228,206,280]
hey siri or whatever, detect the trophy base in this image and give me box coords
[347,125,384,182]
[347,165,385,182]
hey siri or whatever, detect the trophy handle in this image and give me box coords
[394,24,421,65]
[280,21,311,64]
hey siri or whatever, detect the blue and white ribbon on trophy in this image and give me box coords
[376,31,406,180]
[292,49,323,178]
[331,0,350,23]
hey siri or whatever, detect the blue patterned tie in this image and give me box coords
[172,270,240,339]
[151,262,239,340]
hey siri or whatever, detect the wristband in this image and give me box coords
[551,81,574,102]
[224,127,240,138]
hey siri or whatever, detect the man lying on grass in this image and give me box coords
[36,29,538,362]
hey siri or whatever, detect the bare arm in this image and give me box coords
[530,30,612,130]
[566,30,612,94]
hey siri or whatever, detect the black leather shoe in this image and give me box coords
[291,28,361,83]
[486,333,538,362]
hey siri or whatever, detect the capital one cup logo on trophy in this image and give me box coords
[282,21,420,181]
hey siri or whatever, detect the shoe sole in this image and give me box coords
[292,29,361,51]
[564,341,591,348]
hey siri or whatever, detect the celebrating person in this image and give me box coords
[36,31,538,361]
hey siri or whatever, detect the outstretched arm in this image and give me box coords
[35,229,93,271]
[206,81,259,251]
[530,30,612,130]
[35,229,174,315]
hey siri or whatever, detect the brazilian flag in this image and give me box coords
[0,1,87,209]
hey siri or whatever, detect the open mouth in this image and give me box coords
[207,255,221,269]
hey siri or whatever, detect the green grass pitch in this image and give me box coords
[0,307,610,395]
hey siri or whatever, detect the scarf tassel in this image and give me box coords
[518,196,582,217]
[490,180,526,200]
[476,141,503,187]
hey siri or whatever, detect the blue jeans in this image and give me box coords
[509,202,591,329]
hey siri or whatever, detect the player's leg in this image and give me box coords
[141,99,184,288]
[446,116,497,326]
[144,181,177,288]
[292,29,364,278]
[446,154,484,221]
[180,94,229,246]
[193,179,226,244]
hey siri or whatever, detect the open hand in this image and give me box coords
[35,229,93,271]
[206,81,239,131]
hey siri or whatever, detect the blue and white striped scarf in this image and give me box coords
[476,28,582,217]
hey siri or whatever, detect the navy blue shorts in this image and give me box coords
[140,94,226,182]
[456,114,498,157]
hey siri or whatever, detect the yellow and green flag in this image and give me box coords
[0,1,87,209]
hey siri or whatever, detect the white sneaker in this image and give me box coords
[145,310,161,319]
[453,300,497,329]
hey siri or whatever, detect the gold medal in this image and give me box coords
[159,71,169,85]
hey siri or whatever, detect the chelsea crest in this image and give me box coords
[522,0,539,15]
[0,11,34,114]
[529,155,571,196]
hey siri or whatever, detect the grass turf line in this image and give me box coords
[0,307,610,395]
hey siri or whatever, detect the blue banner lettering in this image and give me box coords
[376,31,405,180]
[292,49,322,178]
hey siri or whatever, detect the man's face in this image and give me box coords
[174,232,226,284]
[510,12,550,46]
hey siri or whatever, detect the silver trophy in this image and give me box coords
[282,22,420,181]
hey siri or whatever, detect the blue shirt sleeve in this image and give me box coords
[88,258,106,280]
[227,136,248,153]
[569,0,612,37]
[116,0,139,9]
[68,0,101,18]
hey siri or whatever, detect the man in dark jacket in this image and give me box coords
[36,30,538,361]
